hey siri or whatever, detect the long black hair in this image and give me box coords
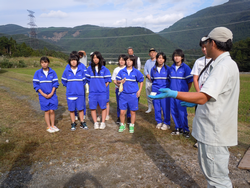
[153,52,167,73]
[91,51,104,75]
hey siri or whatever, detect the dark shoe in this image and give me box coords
[116,117,120,124]
[127,117,131,124]
[193,142,198,148]
[183,131,190,138]
[179,128,184,134]
[71,122,77,131]
[171,128,180,135]
[80,122,88,130]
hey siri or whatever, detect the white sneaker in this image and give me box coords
[94,122,99,130]
[47,128,55,133]
[100,122,106,129]
[97,116,101,122]
[156,123,162,129]
[161,124,170,130]
[52,126,60,132]
[75,116,78,121]
[145,106,152,113]
[105,115,110,121]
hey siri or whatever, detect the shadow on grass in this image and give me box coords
[109,100,200,187]
[63,171,103,188]
[133,125,200,187]
[55,104,67,126]
[0,142,39,188]
[0,142,16,160]
[0,70,8,74]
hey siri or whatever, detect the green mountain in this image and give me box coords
[0,33,64,51]
[0,24,177,63]
[159,0,250,49]
[0,24,29,35]
[37,25,177,62]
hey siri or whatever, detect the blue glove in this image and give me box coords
[180,101,197,107]
[158,88,178,98]
[148,93,170,99]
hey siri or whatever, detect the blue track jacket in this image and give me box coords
[150,65,170,94]
[116,67,144,94]
[169,63,193,91]
[61,65,87,97]
[86,66,112,94]
[33,67,59,105]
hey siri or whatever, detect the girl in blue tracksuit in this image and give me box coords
[150,52,171,131]
[86,51,111,130]
[116,55,144,133]
[169,49,193,137]
[62,55,88,131]
[66,51,87,121]
[96,60,111,121]
[33,57,59,133]
[111,54,131,124]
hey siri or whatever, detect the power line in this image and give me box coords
[35,19,250,40]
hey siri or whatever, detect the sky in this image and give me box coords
[0,0,229,32]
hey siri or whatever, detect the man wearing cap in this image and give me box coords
[149,27,239,187]
[127,47,141,70]
[144,48,157,113]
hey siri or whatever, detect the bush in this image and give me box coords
[33,62,40,67]
[18,60,27,68]
[0,59,13,68]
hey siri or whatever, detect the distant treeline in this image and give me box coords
[230,37,250,72]
[0,36,68,60]
[0,36,250,72]
[185,38,250,72]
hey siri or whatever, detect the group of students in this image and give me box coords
[33,47,196,136]
[33,50,144,133]
[145,49,193,138]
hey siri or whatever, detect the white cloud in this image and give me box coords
[0,0,231,32]
[40,10,68,19]
[132,13,184,25]
[113,19,127,26]
[124,0,144,9]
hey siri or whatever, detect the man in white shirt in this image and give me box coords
[127,47,141,70]
[191,38,213,92]
[78,50,87,67]
[144,48,157,113]
[149,27,239,187]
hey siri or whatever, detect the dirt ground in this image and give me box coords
[0,76,250,187]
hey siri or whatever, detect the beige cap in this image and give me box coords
[201,27,233,42]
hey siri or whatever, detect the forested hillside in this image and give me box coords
[0,36,67,68]
[159,0,250,49]
[231,37,250,72]
[0,24,177,63]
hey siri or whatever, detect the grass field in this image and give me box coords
[0,60,250,173]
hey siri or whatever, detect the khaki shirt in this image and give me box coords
[192,52,240,146]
